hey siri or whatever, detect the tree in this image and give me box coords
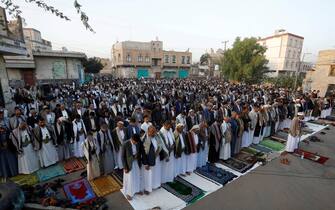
[220,37,268,84]
[200,53,210,65]
[83,57,104,74]
[265,75,304,90]
[0,0,94,32]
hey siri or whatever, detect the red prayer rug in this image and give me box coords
[63,178,96,204]
[293,149,329,164]
[63,158,85,174]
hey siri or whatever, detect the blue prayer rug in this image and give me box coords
[36,164,66,182]
[195,163,237,186]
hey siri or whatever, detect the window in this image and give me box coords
[181,56,185,64]
[118,54,121,61]
[145,55,150,63]
[187,56,191,64]
[126,54,131,62]
[286,61,289,68]
[164,55,169,63]
[292,51,296,59]
[138,54,143,62]
[294,40,297,47]
[172,55,176,63]
[291,62,294,69]
[288,50,291,58]
[329,65,335,76]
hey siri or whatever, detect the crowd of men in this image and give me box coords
[0,78,333,200]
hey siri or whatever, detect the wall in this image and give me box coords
[34,56,82,81]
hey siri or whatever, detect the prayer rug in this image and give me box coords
[63,158,85,174]
[250,144,273,153]
[63,178,96,204]
[293,149,329,164]
[270,131,288,143]
[162,176,204,204]
[260,139,285,152]
[10,174,39,186]
[220,158,252,173]
[36,164,66,182]
[111,169,123,184]
[234,151,258,165]
[195,163,237,186]
[89,176,121,197]
[241,147,265,157]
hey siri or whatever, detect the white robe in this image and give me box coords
[160,128,175,183]
[285,134,299,152]
[219,122,231,160]
[152,156,162,189]
[18,131,40,174]
[197,141,208,168]
[186,132,198,173]
[174,134,187,176]
[123,143,141,197]
[83,138,100,181]
[241,131,250,148]
[39,128,58,167]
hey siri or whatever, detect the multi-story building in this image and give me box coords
[112,39,192,78]
[303,50,335,97]
[0,7,27,107]
[258,29,304,77]
[4,26,86,87]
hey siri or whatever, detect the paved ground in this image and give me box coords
[185,125,335,210]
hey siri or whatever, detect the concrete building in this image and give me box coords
[4,25,86,87]
[303,50,335,97]
[0,7,27,107]
[112,39,192,78]
[258,29,304,76]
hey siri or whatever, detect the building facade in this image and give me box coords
[0,7,27,107]
[303,50,335,97]
[112,40,192,78]
[258,29,304,77]
[4,26,86,87]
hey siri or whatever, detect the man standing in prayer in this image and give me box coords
[126,117,140,140]
[198,121,209,167]
[249,104,259,144]
[33,117,58,167]
[186,125,200,173]
[285,112,304,152]
[174,123,188,176]
[97,123,115,175]
[159,121,176,183]
[112,121,127,170]
[54,117,71,161]
[83,131,100,181]
[9,107,26,130]
[10,122,39,174]
[122,134,143,200]
[72,114,87,158]
[219,117,232,160]
[142,125,164,194]
[208,118,222,163]
[141,115,152,133]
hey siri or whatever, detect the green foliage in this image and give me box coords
[220,37,268,84]
[200,53,210,65]
[83,57,104,74]
[0,0,94,32]
[265,75,304,89]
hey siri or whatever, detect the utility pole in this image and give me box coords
[222,40,229,51]
[294,52,311,91]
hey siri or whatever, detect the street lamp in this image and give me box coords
[294,52,311,90]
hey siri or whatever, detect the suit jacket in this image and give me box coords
[122,140,142,171]
[126,124,140,140]
[97,129,115,153]
[54,123,72,145]
[248,110,258,130]
[9,115,26,130]
[33,125,57,150]
[10,127,34,154]
[111,127,127,152]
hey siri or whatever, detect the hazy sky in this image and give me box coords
[11,0,335,62]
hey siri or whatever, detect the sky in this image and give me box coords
[8,0,335,62]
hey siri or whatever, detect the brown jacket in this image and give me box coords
[289,117,301,137]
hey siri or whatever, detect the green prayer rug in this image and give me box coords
[10,174,39,186]
[260,139,285,152]
[162,176,204,204]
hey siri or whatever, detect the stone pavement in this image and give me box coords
[185,125,335,210]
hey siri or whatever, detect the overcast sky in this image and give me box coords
[11,0,335,62]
